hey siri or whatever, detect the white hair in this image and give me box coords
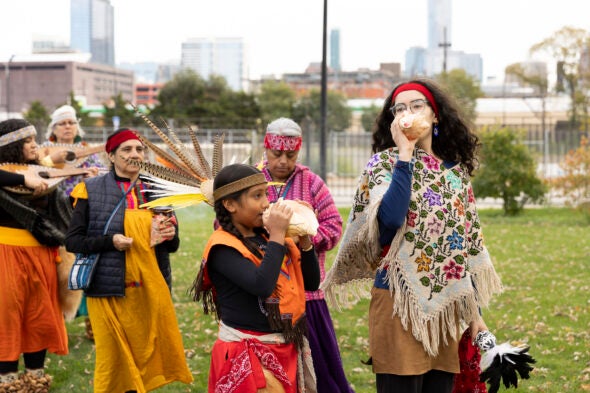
[45,104,85,141]
[266,117,302,137]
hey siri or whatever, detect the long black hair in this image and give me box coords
[213,163,268,258]
[0,119,37,164]
[372,78,479,175]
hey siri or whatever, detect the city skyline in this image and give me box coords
[0,0,588,83]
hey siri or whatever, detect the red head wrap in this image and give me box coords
[391,82,439,118]
[105,129,141,153]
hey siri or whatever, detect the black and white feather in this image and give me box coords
[475,331,536,393]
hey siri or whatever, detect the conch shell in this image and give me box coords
[398,113,431,140]
[263,198,319,237]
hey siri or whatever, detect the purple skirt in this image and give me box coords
[306,298,355,393]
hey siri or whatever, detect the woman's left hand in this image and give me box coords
[469,316,488,342]
[158,220,176,238]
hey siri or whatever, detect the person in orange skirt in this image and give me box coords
[0,119,71,392]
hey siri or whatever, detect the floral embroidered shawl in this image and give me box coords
[322,147,502,356]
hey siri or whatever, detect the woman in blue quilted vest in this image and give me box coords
[65,128,193,392]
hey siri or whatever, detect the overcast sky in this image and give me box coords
[1,0,588,83]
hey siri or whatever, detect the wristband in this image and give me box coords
[301,244,314,252]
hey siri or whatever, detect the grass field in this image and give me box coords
[45,207,590,392]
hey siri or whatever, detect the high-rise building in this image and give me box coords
[181,37,246,91]
[427,0,452,50]
[330,29,341,72]
[70,0,115,66]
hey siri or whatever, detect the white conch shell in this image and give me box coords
[398,113,431,140]
[263,198,319,237]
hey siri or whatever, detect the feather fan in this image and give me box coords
[129,106,226,208]
[475,331,536,393]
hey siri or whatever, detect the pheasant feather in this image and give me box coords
[187,126,212,178]
[136,134,197,179]
[130,160,201,187]
[133,107,204,179]
[212,133,225,177]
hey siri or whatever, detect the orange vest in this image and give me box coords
[202,229,306,331]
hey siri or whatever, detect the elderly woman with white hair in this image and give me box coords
[42,104,106,341]
[41,104,104,195]
[261,117,354,393]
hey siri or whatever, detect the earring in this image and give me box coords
[433,124,439,137]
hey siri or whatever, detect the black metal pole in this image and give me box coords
[319,0,328,181]
[5,55,15,118]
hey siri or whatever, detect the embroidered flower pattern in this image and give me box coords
[447,230,464,250]
[349,148,486,300]
[443,260,464,280]
[446,171,462,190]
[424,187,442,206]
[415,252,431,272]
[423,155,440,170]
[407,211,418,227]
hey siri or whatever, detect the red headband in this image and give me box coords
[264,134,302,151]
[105,129,141,153]
[391,82,439,118]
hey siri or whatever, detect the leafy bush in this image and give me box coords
[472,126,547,215]
[550,135,590,222]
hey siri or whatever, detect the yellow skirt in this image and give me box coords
[88,209,193,393]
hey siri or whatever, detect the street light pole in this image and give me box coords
[5,54,15,118]
[319,0,328,181]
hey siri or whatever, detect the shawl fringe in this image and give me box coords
[321,198,383,310]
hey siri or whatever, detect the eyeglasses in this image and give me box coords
[389,99,429,117]
[56,120,78,127]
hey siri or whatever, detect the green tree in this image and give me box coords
[505,62,550,134]
[472,126,547,215]
[103,93,140,128]
[435,69,482,125]
[360,105,382,133]
[23,101,50,136]
[530,26,590,129]
[65,91,94,127]
[257,81,296,127]
[152,70,259,128]
[551,135,590,221]
[292,89,352,132]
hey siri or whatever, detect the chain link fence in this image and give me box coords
[77,124,588,206]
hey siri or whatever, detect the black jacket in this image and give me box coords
[65,171,179,296]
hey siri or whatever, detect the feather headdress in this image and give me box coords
[129,107,225,209]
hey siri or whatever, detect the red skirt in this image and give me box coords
[208,330,298,393]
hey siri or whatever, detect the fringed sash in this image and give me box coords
[322,147,502,356]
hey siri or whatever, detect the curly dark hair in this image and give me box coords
[371,78,479,175]
[0,119,38,164]
[213,163,268,258]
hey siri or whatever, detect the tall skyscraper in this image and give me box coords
[330,29,341,72]
[427,0,452,50]
[181,37,246,91]
[405,0,483,81]
[70,0,115,66]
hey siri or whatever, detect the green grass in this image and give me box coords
[45,207,590,392]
